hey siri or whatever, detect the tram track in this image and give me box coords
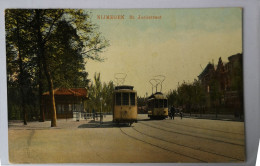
[131,126,244,162]
[138,121,244,147]
[149,120,244,143]
[160,120,244,135]
[119,127,206,162]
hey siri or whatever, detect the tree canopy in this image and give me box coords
[6,9,109,126]
[87,73,114,114]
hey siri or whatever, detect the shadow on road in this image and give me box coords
[78,120,132,128]
[137,118,170,122]
[136,119,150,122]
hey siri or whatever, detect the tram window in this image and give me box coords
[148,100,154,108]
[130,93,136,106]
[122,93,129,105]
[155,99,159,108]
[115,93,121,105]
[158,99,164,108]
[164,99,168,108]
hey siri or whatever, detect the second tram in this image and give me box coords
[147,92,168,119]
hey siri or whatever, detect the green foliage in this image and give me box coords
[7,87,39,121]
[167,55,243,116]
[101,81,114,113]
[86,73,114,113]
[137,96,146,107]
[167,89,178,106]
[230,60,243,92]
[46,20,90,89]
[6,9,38,123]
[167,80,206,113]
[6,9,109,121]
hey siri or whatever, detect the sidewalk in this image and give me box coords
[8,115,112,130]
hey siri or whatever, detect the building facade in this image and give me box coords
[198,53,243,116]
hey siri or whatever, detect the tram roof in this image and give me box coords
[115,85,134,90]
[147,92,167,99]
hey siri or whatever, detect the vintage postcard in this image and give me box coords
[6,8,245,163]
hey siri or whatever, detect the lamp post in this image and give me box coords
[100,97,103,112]
[100,97,103,124]
[104,102,107,117]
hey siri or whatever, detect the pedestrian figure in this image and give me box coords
[168,107,172,119]
[170,106,175,120]
[92,108,95,120]
[180,111,183,119]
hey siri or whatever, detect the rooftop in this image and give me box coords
[42,88,87,97]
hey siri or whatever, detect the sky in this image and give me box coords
[85,8,242,97]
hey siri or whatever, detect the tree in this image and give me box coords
[167,80,206,115]
[87,73,114,114]
[46,20,90,88]
[137,96,146,107]
[34,9,109,126]
[5,9,36,125]
[208,77,222,117]
[6,9,109,126]
[101,81,114,113]
[229,54,243,118]
[177,82,194,114]
[87,73,103,113]
[191,79,206,115]
[167,89,178,107]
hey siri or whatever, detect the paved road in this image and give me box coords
[8,114,245,163]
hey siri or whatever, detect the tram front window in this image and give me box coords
[115,93,121,105]
[130,93,136,106]
[122,93,129,105]
[155,100,158,108]
[155,99,164,108]
[158,99,164,108]
[164,99,168,108]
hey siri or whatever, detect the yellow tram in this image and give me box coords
[113,85,137,126]
[147,92,168,119]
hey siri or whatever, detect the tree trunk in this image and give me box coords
[38,71,45,122]
[16,17,27,125]
[46,72,56,127]
[35,9,57,127]
[38,57,45,122]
